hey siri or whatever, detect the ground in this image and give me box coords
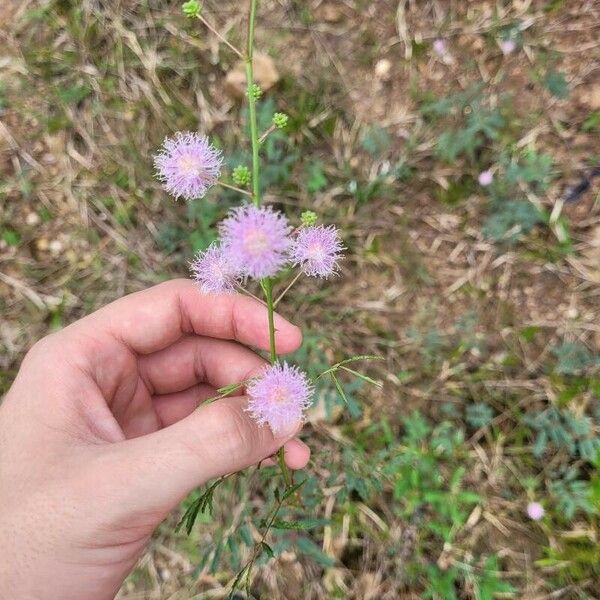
[1,0,600,598]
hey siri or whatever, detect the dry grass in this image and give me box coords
[2,1,600,598]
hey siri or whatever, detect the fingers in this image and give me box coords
[153,383,216,427]
[259,439,310,469]
[109,395,303,510]
[138,335,268,396]
[281,438,311,470]
[71,279,302,356]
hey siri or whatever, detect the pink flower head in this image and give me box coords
[290,225,344,278]
[246,362,313,434]
[433,39,447,56]
[478,169,494,187]
[220,204,291,279]
[190,243,240,294]
[154,132,223,200]
[500,39,516,56]
[526,502,545,521]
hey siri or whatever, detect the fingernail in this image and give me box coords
[273,420,301,440]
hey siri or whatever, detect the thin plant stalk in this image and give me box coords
[196,13,244,59]
[245,0,290,489]
[218,180,253,197]
[246,0,261,207]
[273,271,302,308]
[258,124,276,144]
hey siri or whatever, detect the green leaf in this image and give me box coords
[582,112,600,132]
[544,70,569,99]
[271,518,326,530]
[228,564,250,599]
[176,496,204,535]
[305,160,328,193]
[331,373,348,405]
[482,199,543,243]
[260,542,275,559]
[2,229,21,246]
[296,537,335,567]
[57,84,91,105]
[314,355,383,381]
[339,366,382,388]
[360,125,391,155]
[421,83,484,117]
[282,479,308,501]
[176,477,227,534]
[552,342,598,374]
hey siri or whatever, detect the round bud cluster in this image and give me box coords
[272,112,289,129]
[248,84,263,100]
[182,0,202,18]
[300,210,318,227]
[232,165,252,187]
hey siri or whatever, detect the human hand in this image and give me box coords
[0,279,309,600]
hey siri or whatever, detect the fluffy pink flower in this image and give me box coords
[290,225,344,278]
[500,39,516,56]
[526,502,545,521]
[246,362,313,434]
[190,244,240,294]
[154,132,223,200]
[478,170,494,187]
[433,39,447,56]
[220,204,291,279]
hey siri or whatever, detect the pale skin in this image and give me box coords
[0,279,310,600]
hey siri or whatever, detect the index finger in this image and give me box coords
[68,279,302,355]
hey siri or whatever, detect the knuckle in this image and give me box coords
[25,332,62,364]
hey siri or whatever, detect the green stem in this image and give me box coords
[277,444,293,488]
[245,0,291,491]
[264,277,292,487]
[262,278,277,365]
[246,0,260,207]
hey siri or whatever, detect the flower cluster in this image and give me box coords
[155,129,343,432]
[188,204,344,293]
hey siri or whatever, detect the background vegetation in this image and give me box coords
[1,0,599,598]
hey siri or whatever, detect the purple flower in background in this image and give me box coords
[290,225,344,278]
[190,243,240,294]
[433,39,447,56]
[500,39,516,55]
[478,170,494,187]
[154,132,223,200]
[220,204,290,279]
[526,502,545,521]
[246,362,313,434]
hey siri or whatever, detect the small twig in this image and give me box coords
[235,283,267,306]
[258,124,276,144]
[195,13,244,59]
[218,180,254,197]
[273,271,302,308]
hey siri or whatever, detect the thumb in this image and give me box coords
[104,395,300,512]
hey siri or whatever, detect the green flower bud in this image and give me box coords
[247,83,263,100]
[273,112,289,129]
[232,165,252,186]
[300,210,318,227]
[182,0,201,17]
